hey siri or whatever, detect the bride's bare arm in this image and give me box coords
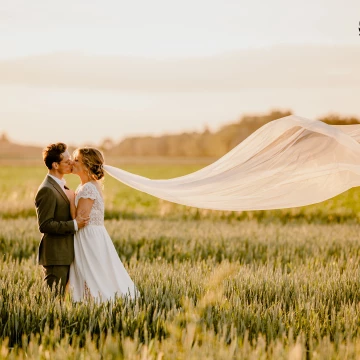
[76,198,95,219]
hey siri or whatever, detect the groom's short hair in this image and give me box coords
[43,143,67,170]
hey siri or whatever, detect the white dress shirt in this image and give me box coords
[48,174,78,231]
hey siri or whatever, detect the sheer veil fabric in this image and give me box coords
[104,115,360,211]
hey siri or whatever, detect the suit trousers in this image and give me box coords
[42,265,70,295]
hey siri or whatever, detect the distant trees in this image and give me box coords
[107,110,294,157]
[0,132,9,143]
[99,138,115,152]
[2,111,360,160]
[319,114,360,125]
[106,110,360,158]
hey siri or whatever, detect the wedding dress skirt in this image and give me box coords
[69,182,137,302]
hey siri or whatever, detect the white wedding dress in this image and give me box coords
[69,182,137,302]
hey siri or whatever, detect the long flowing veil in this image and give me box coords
[104,115,360,211]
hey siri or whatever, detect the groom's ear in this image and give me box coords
[52,162,59,170]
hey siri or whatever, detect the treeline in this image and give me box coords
[2,110,359,160]
[103,110,360,158]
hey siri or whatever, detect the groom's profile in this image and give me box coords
[34,143,88,295]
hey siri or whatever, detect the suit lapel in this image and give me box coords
[46,176,70,205]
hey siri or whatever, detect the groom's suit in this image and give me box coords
[35,175,76,292]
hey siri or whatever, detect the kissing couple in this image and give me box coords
[35,143,138,302]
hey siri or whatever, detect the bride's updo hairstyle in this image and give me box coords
[77,147,105,181]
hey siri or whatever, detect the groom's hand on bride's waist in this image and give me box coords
[75,210,90,229]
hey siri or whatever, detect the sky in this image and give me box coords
[0,0,359,145]
[1,0,359,59]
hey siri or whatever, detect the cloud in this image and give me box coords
[0,45,359,90]
[0,0,359,60]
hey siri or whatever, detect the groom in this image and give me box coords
[35,143,88,295]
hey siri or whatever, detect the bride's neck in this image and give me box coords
[79,173,93,185]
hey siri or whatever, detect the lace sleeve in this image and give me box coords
[77,182,98,201]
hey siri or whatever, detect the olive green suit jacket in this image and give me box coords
[35,175,75,265]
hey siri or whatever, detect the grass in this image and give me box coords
[1,164,360,223]
[1,164,360,359]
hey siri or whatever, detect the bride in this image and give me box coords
[68,147,137,302]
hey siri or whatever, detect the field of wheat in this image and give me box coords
[1,164,360,359]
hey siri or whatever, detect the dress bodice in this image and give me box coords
[75,182,104,226]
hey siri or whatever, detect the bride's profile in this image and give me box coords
[68,147,138,302]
